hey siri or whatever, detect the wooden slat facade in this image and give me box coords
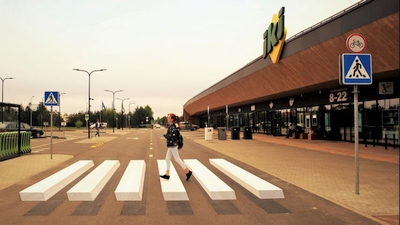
[183,6,399,119]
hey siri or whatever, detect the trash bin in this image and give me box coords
[205,127,213,140]
[231,127,240,140]
[217,127,227,140]
[243,126,252,139]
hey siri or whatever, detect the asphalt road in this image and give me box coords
[0,128,381,225]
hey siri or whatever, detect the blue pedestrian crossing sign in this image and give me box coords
[44,91,59,106]
[341,53,372,85]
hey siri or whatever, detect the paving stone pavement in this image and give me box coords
[0,129,398,224]
[185,129,399,225]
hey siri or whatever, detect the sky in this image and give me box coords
[0,0,361,119]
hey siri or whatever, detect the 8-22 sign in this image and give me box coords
[329,90,348,103]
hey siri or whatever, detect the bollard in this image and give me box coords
[385,134,387,150]
[364,134,367,147]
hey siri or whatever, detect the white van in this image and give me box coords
[90,122,107,129]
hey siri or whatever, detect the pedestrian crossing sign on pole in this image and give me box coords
[341,53,372,85]
[44,91,60,106]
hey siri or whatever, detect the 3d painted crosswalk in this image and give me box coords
[67,160,120,201]
[115,160,146,201]
[210,158,285,199]
[20,160,94,201]
[19,158,284,202]
[185,159,236,200]
[157,160,189,201]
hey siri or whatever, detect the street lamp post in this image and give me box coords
[59,93,66,130]
[117,97,130,130]
[30,95,35,126]
[73,68,106,139]
[1,77,15,103]
[0,77,15,122]
[129,101,136,128]
[104,89,123,133]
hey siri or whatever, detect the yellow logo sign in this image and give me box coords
[263,7,287,64]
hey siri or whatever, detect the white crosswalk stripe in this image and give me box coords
[20,158,285,202]
[157,159,189,201]
[67,160,120,201]
[210,158,285,199]
[115,160,146,201]
[184,159,236,200]
[19,160,94,201]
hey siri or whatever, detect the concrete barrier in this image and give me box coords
[67,160,120,201]
[20,160,94,201]
[184,159,236,200]
[210,158,284,199]
[115,160,146,201]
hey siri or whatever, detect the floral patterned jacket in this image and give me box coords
[164,123,180,147]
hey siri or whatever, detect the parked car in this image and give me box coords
[191,124,199,130]
[0,122,44,138]
[154,124,161,128]
[179,122,199,131]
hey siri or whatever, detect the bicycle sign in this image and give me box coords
[346,33,367,53]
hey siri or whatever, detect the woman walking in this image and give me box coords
[160,113,192,181]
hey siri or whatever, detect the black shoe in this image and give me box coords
[186,171,192,181]
[160,174,170,180]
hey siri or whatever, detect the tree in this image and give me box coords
[157,116,168,126]
[67,111,86,127]
[2,101,162,129]
[130,105,154,128]
[37,102,50,127]
[75,120,83,128]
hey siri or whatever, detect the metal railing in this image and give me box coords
[0,131,31,161]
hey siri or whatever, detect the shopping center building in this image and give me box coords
[183,0,399,146]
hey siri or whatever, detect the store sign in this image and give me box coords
[329,88,349,103]
[263,7,287,64]
[379,82,394,95]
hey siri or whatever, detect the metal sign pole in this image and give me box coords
[344,33,369,195]
[354,85,359,194]
[44,91,59,159]
[207,106,210,127]
[226,105,229,130]
[50,106,53,159]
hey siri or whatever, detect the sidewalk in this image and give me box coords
[192,130,399,225]
[253,133,399,164]
[1,129,398,224]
